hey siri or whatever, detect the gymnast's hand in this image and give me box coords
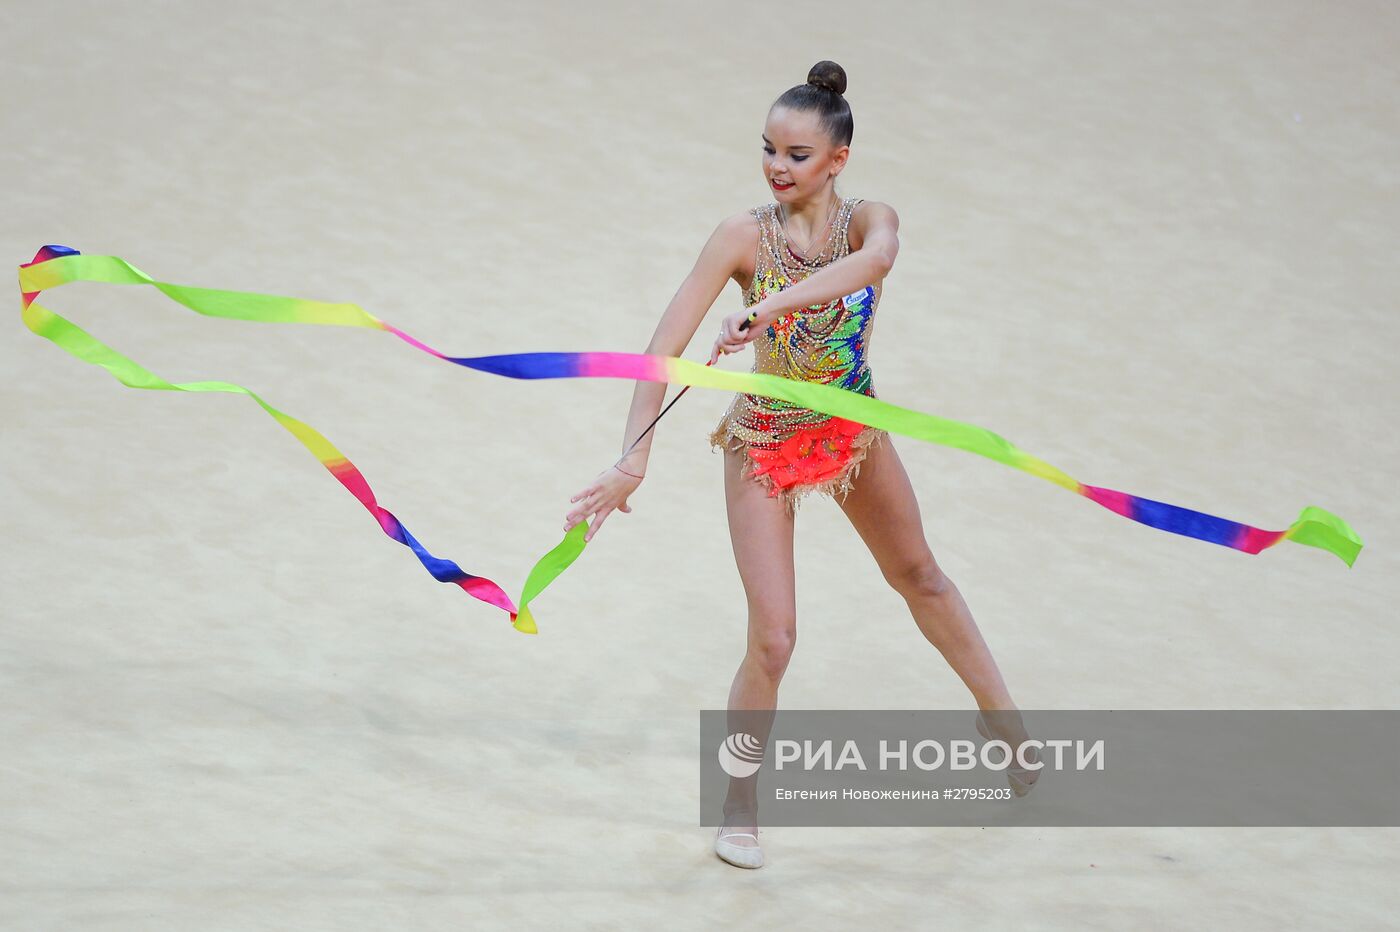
[709,307,761,363]
[565,465,640,542]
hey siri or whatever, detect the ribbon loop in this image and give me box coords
[18,246,1363,636]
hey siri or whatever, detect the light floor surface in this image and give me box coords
[3,1,1397,928]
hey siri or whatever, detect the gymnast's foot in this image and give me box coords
[714,809,764,869]
[975,709,1043,796]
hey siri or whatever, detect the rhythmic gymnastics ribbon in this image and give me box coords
[18,247,1363,635]
[617,308,761,460]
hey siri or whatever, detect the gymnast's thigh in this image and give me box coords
[836,436,942,586]
[721,447,796,623]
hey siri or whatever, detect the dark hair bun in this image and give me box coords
[806,60,847,96]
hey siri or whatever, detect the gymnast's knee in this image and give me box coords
[887,558,949,600]
[747,623,797,680]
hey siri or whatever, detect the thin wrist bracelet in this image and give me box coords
[613,463,645,479]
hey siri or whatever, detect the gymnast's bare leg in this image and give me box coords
[718,445,798,849]
[836,435,1039,778]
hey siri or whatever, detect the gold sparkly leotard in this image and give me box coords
[708,195,888,515]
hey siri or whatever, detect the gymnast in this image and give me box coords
[563,60,1040,869]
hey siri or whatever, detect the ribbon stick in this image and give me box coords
[18,248,1363,633]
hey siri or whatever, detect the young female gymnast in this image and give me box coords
[563,60,1040,870]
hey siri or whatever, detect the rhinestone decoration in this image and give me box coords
[708,196,887,515]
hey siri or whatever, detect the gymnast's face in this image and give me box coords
[762,106,848,203]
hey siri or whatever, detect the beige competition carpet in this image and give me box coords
[3,0,1396,928]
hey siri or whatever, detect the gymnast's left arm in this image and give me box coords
[742,201,899,336]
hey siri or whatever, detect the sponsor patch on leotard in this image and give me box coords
[841,285,874,309]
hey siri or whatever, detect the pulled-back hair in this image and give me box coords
[771,60,853,148]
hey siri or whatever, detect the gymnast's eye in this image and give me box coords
[763,145,807,161]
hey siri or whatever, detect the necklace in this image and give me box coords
[768,197,846,282]
[777,195,841,263]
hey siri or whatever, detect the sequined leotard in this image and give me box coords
[708,195,888,514]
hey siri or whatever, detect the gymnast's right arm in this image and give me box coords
[563,211,752,542]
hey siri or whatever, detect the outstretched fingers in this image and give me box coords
[565,484,599,532]
[584,507,612,542]
[565,471,637,539]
